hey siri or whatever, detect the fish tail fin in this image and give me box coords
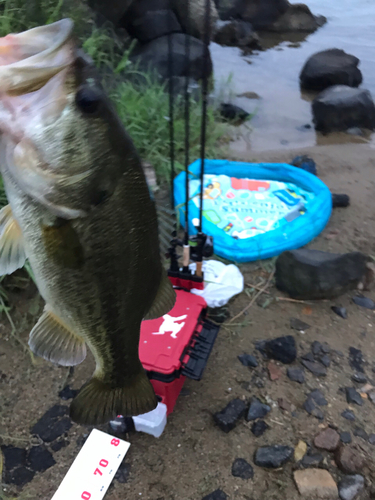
[69,370,157,425]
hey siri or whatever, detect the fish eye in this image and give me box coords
[75,87,101,114]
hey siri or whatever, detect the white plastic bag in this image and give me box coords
[189,260,244,308]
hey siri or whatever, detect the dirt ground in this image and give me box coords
[1,142,375,500]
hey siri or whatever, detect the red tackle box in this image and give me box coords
[139,289,220,415]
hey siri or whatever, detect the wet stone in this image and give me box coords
[303,397,324,420]
[246,397,271,421]
[290,318,311,332]
[342,409,356,421]
[114,462,131,484]
[351,373,367,384]
[1,446,27,471]
[311,341,323,355]
[340,432,352,444]
[335,446,365,474]
[51,439,70,453]
[309,389,328,406]
[28,446,56,473]
[254,445,293,468]
[251,420,269,437]
[265,336,297,364]
[213,399,247,433]
[346,388,363,406]
[338,474,365,500]
[202,490,228,500]
[352,295,375,309]
[319,354,331,367]
[314,428,340,451]
[301,359,327,377]
[231,458,254,480]
[349,348,365,373]
[5,466,35,487]
[58,385,79,400]
[302,352,315,362]
[301,453,324,468]
[332,306,348,319]
[294,469,338,498]
[287,367,305,384]
[238,353,258,368]
[353,427,368,441]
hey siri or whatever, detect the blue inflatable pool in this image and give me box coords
[173,159,332,263]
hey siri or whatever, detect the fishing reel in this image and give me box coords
[189,232,214,262]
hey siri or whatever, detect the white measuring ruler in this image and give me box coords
[52,429,130,500]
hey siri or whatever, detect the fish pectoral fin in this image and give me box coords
[144,271,176,320]
[29,306,86,366]
[69,369,158,425]
[0,204,27,276]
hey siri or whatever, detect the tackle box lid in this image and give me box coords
[139,290,207,377]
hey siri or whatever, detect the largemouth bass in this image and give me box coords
[0,19,176,425]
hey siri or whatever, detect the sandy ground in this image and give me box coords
[1,142,375,500]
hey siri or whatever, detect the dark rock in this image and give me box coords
[353,428,368,441]
[214,19,259,48]
[346,388,363,406]
[30,405,71,442]
[222,0,290,29]
[300,49,363,91]
[352,295,375,309]
[314,428,340,451]
[1,446,27,471]
[51,439,70,453]
[275,249,369,300]
[265,336,297,364]
[335,446,366,474]
[338,474,365,500]
[4,466,35,486]
[114,462,131,484]
[332,306,348,319]
[238,353,258,368]
[309,389,328,406]
[254,445,293,468]
[290,317,311,331]
[90,0,133,24]
[219,103,249,123]
[202,490,228,500]
[301,453,324,467]
[319,354,331,368]
[349,348,365,373]
[321,343,331,354]
[251,420,269,437]
[58,385,78,400]
[246,398,271,421]
[255,339,268,358]
[125,9,181,44]
[341,409,356,421]
[303,398,324,420]
[28,446,56,473]
[369,434,375,445]
[340,432,352,444]
[301,352,315,362]
[301,359,327,377]
[231,458,254,480]
[351,373,367,384]
[313,85,375,133]
[213,399,247,432]
[311,341,322,355]
[332,194,350,208]
[269,3,326,33]
[290,156,317,175]
[131,33,212,81]
[287,368,305,384]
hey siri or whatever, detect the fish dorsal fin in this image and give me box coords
[144,271,176,320]
[29,305,86,366]
[0,204,26,275]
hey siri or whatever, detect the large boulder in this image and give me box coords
[89,0,134,24]
[223,0,290,29]
[173,0,219,40]
[214,19,260,48]
[131,33,213,81]
[124,8,182,43]
[275,249,370,300]
[300,49,363,91]
[268,3,326,32]
[312,85,375,133]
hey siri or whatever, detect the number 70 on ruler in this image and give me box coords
[52,429,130,500]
